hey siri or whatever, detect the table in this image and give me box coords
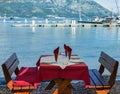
[38,55,90,94]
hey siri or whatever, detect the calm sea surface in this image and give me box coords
[0,20,120,77]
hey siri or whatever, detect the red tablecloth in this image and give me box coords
[38,55,90,88]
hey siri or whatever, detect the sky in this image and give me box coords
[93,0,119,13]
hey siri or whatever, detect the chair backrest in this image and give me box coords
[53,46,60,62]
[1,53,19,90]
[98,51,119,87]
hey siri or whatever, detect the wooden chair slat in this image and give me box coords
[89,70,103,87]
[99,57,115,73]
[92,69,109,86]
[8,59,19,75]
[99,51,117,73]
[13,86,35,90]
[5,53,18,69]
[100,51,116,66]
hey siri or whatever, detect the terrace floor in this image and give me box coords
[0,80,120,94]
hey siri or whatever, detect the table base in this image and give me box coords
[45,79,72,94]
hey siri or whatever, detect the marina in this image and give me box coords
[1,17,120,27]
[1,0,120,93]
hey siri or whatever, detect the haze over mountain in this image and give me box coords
[0,0,112,20]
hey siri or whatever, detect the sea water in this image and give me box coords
[0,20,120,78]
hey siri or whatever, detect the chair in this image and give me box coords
[1,53,40,94]
[89,51,119,94]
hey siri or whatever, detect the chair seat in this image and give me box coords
[89,69,110,89]
[14,67,40,88]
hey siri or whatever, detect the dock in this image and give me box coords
[11,23,120,27]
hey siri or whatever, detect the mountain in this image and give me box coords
[0,0,112,19]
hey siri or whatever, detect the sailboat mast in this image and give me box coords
[78,0,82,21]
[115,0,120,15]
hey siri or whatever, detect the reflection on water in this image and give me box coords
[32,27,35,32]
[0,23,120,77]
[71,27,76,35]
[116,28,120,40]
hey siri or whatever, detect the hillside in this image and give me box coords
[0,0,112,19]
